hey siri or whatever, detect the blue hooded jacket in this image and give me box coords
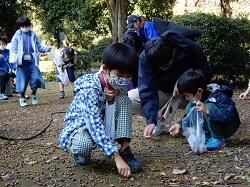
[138,30,212,125]
[0,49,10,73]
[138,21,160,43]
[179,84,241,136]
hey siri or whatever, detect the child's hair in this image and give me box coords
[65,47,74,57]
[122,32,143,55]
[177,69,207,95]
[0,36,8,44]
[145,36,175,67]
[102,43,138,75]
[16,16,31,27]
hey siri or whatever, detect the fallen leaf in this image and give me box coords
[234,166,243,170]
[1,172,13,181]
[213,180,223,185]
[224,173,235,181]
[234,175,246,180]
[246,175,250,184]
[160,172,166,177]
[44,156,58,164]
[28,160,37,165]
[192,177,198,181]
[172,168,187,175]
[169,178,181,184]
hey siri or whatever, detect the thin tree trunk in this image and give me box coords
[220,0,232,17]
[106,0,128,43]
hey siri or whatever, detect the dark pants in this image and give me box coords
[0,70,8,94]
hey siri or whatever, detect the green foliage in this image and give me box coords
[0,0,29,40]
[43,71,56,82]
[128,0,176,20]
[171,13,250,86]
[75,37,113,75]
[30,0,108,38]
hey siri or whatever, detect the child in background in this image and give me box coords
[169,69,241,151]
[9,16,53,106]
[58,43,142,178]
[55,47,76,98]
[0,36,10,100]
[239,80,250,99]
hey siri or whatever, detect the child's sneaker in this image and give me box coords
[205,138,225,151]
[119,146,142,173]
[19,98,28,107]
[205,137,210,143]
[30,94,39,105]
[0,93,8,100]
[60,91,65,98]
[73,153,91,166]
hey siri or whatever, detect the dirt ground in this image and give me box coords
[0,81,249,187]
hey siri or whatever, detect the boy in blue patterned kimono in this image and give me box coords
[59,43,142,178]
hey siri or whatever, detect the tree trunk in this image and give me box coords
[220,0,232,17]
[106,0,128,43]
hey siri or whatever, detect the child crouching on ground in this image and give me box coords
[58,43,142,178]
[169,69,241,151]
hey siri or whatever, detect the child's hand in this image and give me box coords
[143,123,155,139]
[196,101,209,114]
[49,46,55,50]
[0,54,4,58]
[239,92,247,99]
[105,89,119,101]
[114,155,131,178]
[169,124,181,136]
[172,81,180,98]
[63,64,69,68]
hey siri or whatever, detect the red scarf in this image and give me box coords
[100,72,114,90]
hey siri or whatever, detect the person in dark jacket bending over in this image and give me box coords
[128,30,212,139]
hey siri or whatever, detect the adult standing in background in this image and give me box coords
[128,30,212,139]
[9,16,53,106]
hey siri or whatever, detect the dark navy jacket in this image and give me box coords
[179,85,241,135]
[138,30,212,125]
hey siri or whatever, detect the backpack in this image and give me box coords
[207,83,233,98]
[122,32,144,55]
[153,17,204,40]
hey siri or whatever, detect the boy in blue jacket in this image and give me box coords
[0,36,11,100]
[169,69,241,150]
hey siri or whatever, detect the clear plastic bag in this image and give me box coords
[48,49,64,67]
[182,106,207,153]
[48,49,69,86]
[59,70,70,86]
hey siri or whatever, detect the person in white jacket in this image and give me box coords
[9,16,53,106]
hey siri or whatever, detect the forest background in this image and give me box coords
[0,0,250,86]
